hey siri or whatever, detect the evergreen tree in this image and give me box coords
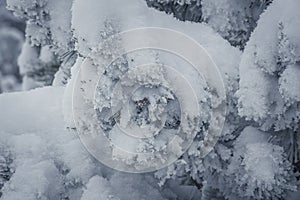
[1,0,299,199]
[7,0,76,90]
[146,0,272,49]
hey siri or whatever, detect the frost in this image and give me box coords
[6,0,75,89]
[147,0,271,49]
[1,0,299,199]
[0,87,98,199]
[279,63,300,104]
[81,176,119,200]
[237,0,300,131]
[220,126,297,200]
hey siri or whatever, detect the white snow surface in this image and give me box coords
[0,87,98,199]
[237,0,300,130]
[0,87,172,199]
[0,0,242,197]
[6,0,300,199]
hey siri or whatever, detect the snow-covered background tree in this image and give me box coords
[0,0,24,93]
[6,0,76,90]
[0,0,299,199]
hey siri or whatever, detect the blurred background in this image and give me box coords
[0,0,25,93]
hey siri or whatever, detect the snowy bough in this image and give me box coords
[0,0,299,199]
[71,27,226,173]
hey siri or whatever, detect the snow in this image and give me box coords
[0,87,97,199]
[237,0,300,131]
[1,0,299,199]
[0,87,66,199]
[81,174,167,200]
[68,0,242,176]
[223,126,297,200]
[0,86,173,199]
[0,87,64,134]
[47,0,73,54]
[7,0,73,55]
[279,63,300,104]
[6,0,75,90]
[234,126,269,150]
[71,0,241,64]
[201,0,262,48]
[1,160,62,200]
[81,176,118,200]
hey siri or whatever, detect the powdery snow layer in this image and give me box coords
[237,0,300,131]
[0,87,175,199]
[0,87,65,134]
[1,0,243,198]
[71,0,241,73]
[2,0,299,199]
[0,87,96,200]
[69,0,242,183]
